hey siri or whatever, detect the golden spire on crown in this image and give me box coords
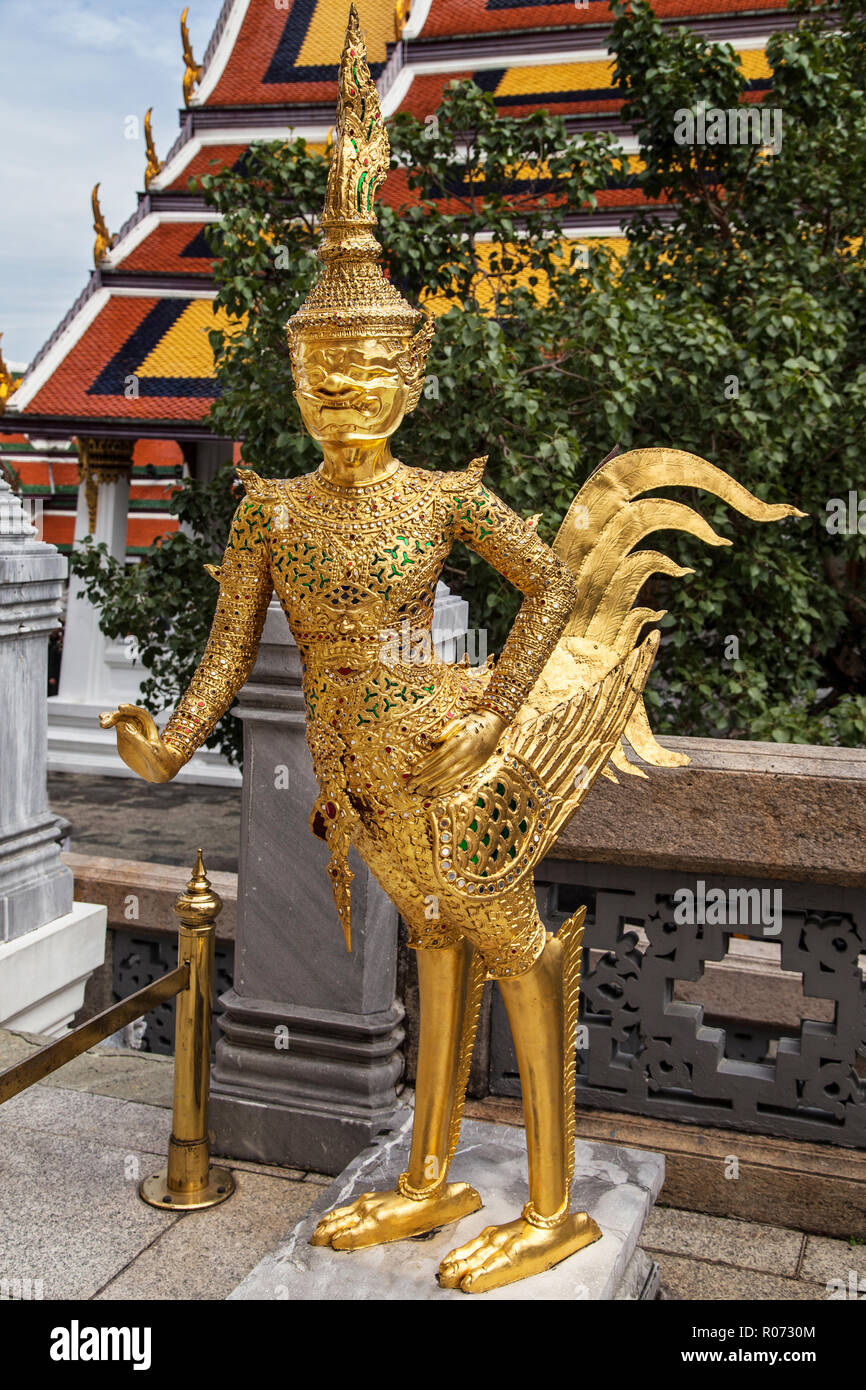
[287,4,424,343]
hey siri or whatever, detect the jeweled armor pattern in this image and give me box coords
[162,456,583,976]
[161,444,798,980]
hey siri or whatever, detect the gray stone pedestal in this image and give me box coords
[229,1116,664,1301]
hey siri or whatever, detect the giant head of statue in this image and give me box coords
[286,5,434,454]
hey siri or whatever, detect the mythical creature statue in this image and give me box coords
[101,6,802,1293]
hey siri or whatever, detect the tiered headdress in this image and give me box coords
[287,3,433,373]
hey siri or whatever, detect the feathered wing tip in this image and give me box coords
[524,446,805,775]
[512,630,661,853]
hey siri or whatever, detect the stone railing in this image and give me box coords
[483,739,866,1147]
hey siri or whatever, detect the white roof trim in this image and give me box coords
[108,286,216,298]
[11,289,112,411]
[402,0,434,41]
[104,210,222,268]
[472,223,627,242]
[149,125,331,191]
[381,65,415,117]
[191,0,251,106]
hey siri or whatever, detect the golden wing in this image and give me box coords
[430,634,657,899]
[520,447,805,773]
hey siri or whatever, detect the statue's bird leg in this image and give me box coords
[439,909,601,1293]
[310,936,484,1250]
[399,940,486,1199]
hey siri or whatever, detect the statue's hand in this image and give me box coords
[98,704,185,784]
[407,709,506,796]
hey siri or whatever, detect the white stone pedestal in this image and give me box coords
[0,477,107,1032]
[0,901,107,1036]
[228,1115,664,1301]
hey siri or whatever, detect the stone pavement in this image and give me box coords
[0,1027,324,1301]
[48,772,243,873]
[0,1027,851,1301]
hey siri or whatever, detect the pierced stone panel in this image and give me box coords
[489,862,866,1146]
[112,928,234,1059]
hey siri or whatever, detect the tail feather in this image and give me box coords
[521,446,804,775]
[567,497,730,620]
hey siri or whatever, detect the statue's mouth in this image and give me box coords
[319,394,379,414]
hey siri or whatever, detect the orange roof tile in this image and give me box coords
[24,296,224,422]
[119,221,215,274]
[204,0,394,108]
[414,0,789,37]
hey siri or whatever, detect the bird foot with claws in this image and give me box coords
[310,1182,482,1250]
[438,1210,602,1293]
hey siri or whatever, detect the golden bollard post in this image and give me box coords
[140,851,235,1210]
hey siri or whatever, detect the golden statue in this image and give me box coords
[91,184,115,267]
[180,6,202,107]
[143,108,164,191]
[101,6,803,1293]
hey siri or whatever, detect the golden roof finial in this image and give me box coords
[0,335,15,414]
[395,0,410,39]
[91,184,116,267]
[144,108,164,190]
[181,6,203,107]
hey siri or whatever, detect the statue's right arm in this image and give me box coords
[99,497,274,782]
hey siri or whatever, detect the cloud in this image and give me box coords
[7,0,180,67]
[0,0,223,362]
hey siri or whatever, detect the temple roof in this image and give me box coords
[2,0,796,442]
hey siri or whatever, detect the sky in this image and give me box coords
[0,0,224,368]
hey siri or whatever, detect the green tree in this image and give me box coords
[71,0,865,763]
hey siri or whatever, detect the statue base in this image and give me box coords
[229,1115,664,1300]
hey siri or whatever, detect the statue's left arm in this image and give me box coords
[449,470,579,722]
[410,463,578,793]
[161,497,274,762]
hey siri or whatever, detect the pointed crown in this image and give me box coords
[286,5,424,343]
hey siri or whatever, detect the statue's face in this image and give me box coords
[291,337,410,448]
